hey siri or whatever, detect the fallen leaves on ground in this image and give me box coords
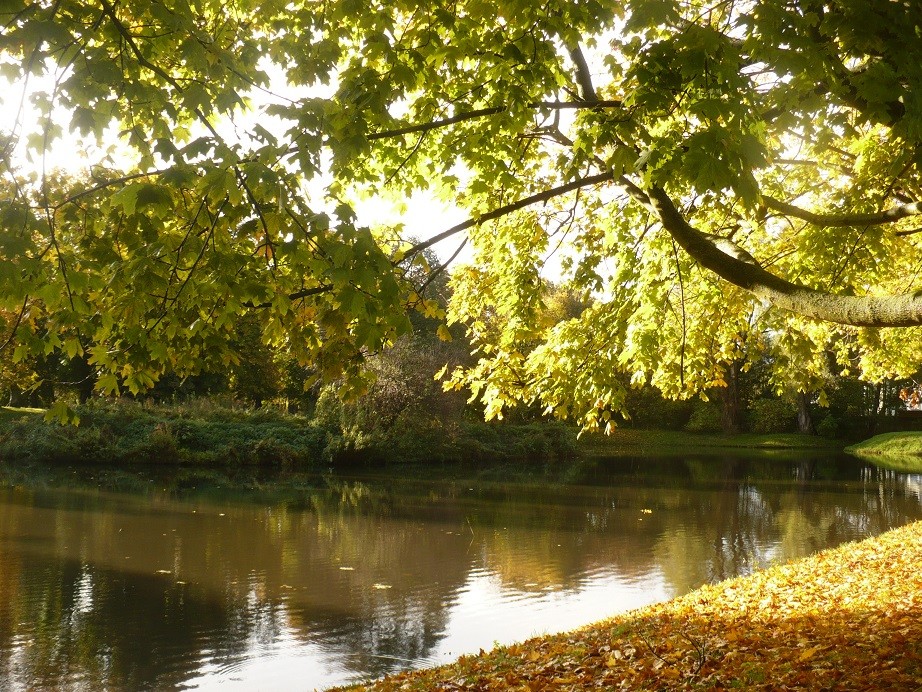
[335,521,922,690]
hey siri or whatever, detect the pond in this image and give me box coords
[1,452,920,690]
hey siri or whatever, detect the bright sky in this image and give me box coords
[0,68,472,266]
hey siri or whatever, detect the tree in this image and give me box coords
[3,1,922,428]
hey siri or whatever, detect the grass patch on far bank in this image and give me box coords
[579,428,841,457]
[845,432,922,472]
[0,400,330,467]
[0,400,578,468]
[339,520,922,691]
[0,406,43,424]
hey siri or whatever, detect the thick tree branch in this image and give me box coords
[763,196,922,227]
[404,170,616,258]
[567,43,598,102]
[649,186,922,327]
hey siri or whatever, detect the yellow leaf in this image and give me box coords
[798,645,822,662]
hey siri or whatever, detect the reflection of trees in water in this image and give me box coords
[653,458,922,597]
[0,479,476,687]
[1,458,922,688]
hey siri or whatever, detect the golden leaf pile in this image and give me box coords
[338,521,922,690]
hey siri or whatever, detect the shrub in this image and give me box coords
[623,386,695,430]
[685,403,723,433]
[816,414,839,439]
[748,398,797,434]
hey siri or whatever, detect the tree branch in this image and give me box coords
[763,196,922,227]
[404,170,616,258]
[0,296,28,354]
[649,186,922,327]
[52,169,165,209]
[414,238,467,300]
[98,0,184,92]
[244,284,332,309]
[567,42,598,102]
[367,100,622,141]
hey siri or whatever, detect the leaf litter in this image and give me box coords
[336,521,922,690]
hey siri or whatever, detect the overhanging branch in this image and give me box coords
[404,170,616,258]
[649,186,922,327]
[764,196,922,227]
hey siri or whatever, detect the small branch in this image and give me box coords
[367,100,622,141]
[368,106,505,140]
[0,296,29,353]
[414,238,468,300]
[404,170,616,258]
[51,170,165,209]
[245,284,333,309]
[763,196,922,227]
[98,0,184,92]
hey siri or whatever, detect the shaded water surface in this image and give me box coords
[1,453,920,689]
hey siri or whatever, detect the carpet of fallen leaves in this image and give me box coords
[336,521,922,691]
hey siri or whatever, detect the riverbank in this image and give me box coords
[845,432,922,472]
[0,401,578,467]
[0,401,847,468]
[337,520,922,690]
[578,428,841,455]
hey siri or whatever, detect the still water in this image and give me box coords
[0,453,920,690]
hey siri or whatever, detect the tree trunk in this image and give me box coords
[719,361,743,434]
[797,391,815,435]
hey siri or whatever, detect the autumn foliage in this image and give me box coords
[341,521,922,690]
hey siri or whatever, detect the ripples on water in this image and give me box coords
[0,455,920,690]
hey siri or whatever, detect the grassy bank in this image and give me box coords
[845,431,922,472]
[0,401,578,467]
[337,520,922,691]
[578,428,841,456]
[0,400,846,468]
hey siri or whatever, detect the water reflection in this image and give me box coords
[0,454,920,690]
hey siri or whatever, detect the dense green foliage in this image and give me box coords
[3,2,922,429]
[0,400,577,467]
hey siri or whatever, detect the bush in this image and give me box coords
[685,403,723,433]
[816,414,839,439]
[623,386,695,430]
[748,398,797,434]
[0,398,328,467]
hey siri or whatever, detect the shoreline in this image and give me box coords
[0,403,844,469]
[336,520,922,690]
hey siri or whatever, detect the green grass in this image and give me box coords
[0,400,579,468]
[578,428,842,457]
[0,406,44,424]
[0,400,329,467]
[844,432,922,472]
